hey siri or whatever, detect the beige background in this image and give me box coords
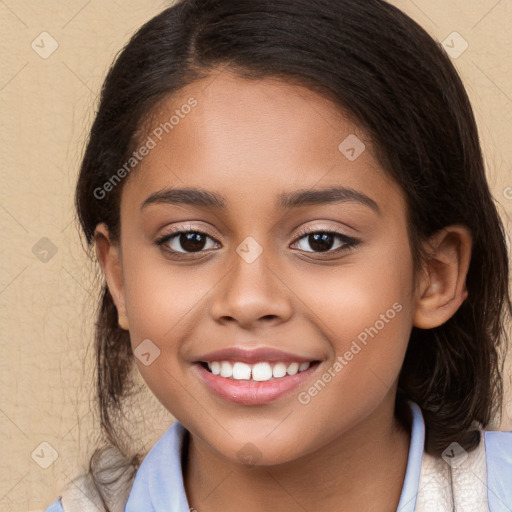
[0,0,511,510]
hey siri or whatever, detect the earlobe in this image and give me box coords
[94,223,130,331]
[413,225,472,329]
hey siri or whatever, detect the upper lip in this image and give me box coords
[194,347,318,364]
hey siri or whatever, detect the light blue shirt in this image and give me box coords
[44,400,512,511]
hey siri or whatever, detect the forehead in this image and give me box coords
[122,70,405,216]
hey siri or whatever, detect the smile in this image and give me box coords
[194,360,321,405]
[202,360,312,381]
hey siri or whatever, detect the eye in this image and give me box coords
[291,227,360,254]
[154,226,220,256]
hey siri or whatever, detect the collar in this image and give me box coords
[124,399,425,512]
[396,400,425,511]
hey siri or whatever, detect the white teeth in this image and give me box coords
[286,362,299,375]
[220,361,233,378]
[272,362,287,378]
[252,362,273,381]
[203,360,313,381]
[232,362,251,380]
[210,361,221,375]
[299,362,310,372]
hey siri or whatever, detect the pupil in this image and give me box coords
[309,233,333,252]
[181,233,206,252]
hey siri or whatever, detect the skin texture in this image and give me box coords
[95,69,472,512]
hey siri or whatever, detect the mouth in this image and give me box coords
[194,359,322,405]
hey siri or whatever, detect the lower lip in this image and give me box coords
[194,362,320,405]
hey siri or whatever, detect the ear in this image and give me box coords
[413,224,472,329]
[94,223,129,330]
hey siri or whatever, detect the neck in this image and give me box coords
[183,395,411,512]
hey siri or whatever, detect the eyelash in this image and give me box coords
[153,224,361,258]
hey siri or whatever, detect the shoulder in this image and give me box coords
[415,428,512,511]
[483,429,512,511]
[43,497,64,512]
[124,422,190,511]
[43,425,182,512]
[43,443,138,512]
[42,474,107,512]
[484,428,512,456]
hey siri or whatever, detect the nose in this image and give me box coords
[209,245,294,329]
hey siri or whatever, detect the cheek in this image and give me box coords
[293,238,414,392]
[119,249,235,412]
[295,240,413,334]
[290,255,413,441]
[122,251,211,339]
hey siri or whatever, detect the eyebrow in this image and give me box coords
[140,186,381,214]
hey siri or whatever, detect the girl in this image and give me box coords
[44,0,512,510]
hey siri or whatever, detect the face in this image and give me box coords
[107,70,418,465]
